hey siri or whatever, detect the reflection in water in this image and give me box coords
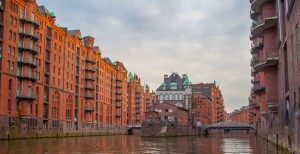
[0,133,288,154]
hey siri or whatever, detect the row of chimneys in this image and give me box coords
[164,73,186,82]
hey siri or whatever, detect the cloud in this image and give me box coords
[37,0,252,112]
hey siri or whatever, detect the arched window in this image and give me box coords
[179,94,183,100]
[169,94,173,100]
[159,94,163,101]
[174,94,178,100]
[164,94,168,100]
[52,91,60,120]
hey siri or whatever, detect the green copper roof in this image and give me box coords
[122,70,125,73]
[98,51,102,55]
[170,82,177,86]
[49,12,56,18]
[112,62,116,66]
[127,72,133,83]
[183,75,191,85]
[162,83,166,86]
[78,35,83,40]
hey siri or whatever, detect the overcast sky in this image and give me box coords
[37,0,252,113]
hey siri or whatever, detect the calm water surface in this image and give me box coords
[0,134,289,154]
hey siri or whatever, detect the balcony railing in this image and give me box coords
[84,85,95,90]
[18,43,39,55]
[17,57,38,68]
[20,16,40,28]
[262,8,277,19]
[85,57,96,64]
[84,67,96,72]
[16,91,37,100]
[84,106,95,111]
[19,29,40,41]
[254,48,279,71]
[85,75,95,81]
[84,94,95,99]
[116,97,122,101]
[17,71,37,82]
[116,103,122,108]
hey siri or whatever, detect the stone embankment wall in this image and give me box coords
[141,120,195,137]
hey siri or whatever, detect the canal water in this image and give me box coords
[0,133,289,154]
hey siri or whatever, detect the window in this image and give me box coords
[8,46,11,55]
[8,100,11,112]
[9,30,12,40]
[8,79,12,90]
[285,97,290,126]
[11,47,15,57]
[164,95,168,100]
[11,62,14,70]
[9,15,12,24]
[13,32,16,42]
[13,18,17,26]
[7,61,10,70]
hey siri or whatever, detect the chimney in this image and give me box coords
[182,74,186,80]
[164,74,168,82]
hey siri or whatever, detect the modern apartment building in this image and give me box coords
[249,0,300,152]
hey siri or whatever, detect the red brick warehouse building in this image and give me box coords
[249,0,300,152]
[0,0,155,137]
[192,82,225,126]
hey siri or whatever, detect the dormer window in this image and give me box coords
[162,83,166,90]
[170,82,177,90]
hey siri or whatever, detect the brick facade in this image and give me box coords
[249,0,300,152]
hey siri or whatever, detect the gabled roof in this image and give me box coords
[192,84,212,99]
[67,30,80,37]
[156,73,185,91]
[102,57,113,65]
[37,5,49,15]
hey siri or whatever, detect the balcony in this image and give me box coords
[266,102,278,114]
[251,68,257,76]
[17,57,38,68]
[116,78,122,82]
[18,43,39,55]
[116,84,122,88]
[250,10,258,20]
[84,66,96,72]
[250,59,259,67]
[116,91,122,95]
[85,57,96,64]
[16,91,37,100]
[253,103,260,109]
[85,75,95,81]
[116,103,122,108]
[19,29,40,41]
[251,78,260,84]
[252,85,265,93]
[116,114,122,117]
[20,16,39,28]
[136,100,141,104]
[116,97,122,101]
[136,111,140,114]
[136,105,141,109]
[260,110,268,118]
[84,106,95,111]
[84,85,95,90]
[251,8,278,37]
[251,0,272,13]
[17,71,37,82]
[251,40,264,54]
[253,49,279,71]
[84,94,95,99]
